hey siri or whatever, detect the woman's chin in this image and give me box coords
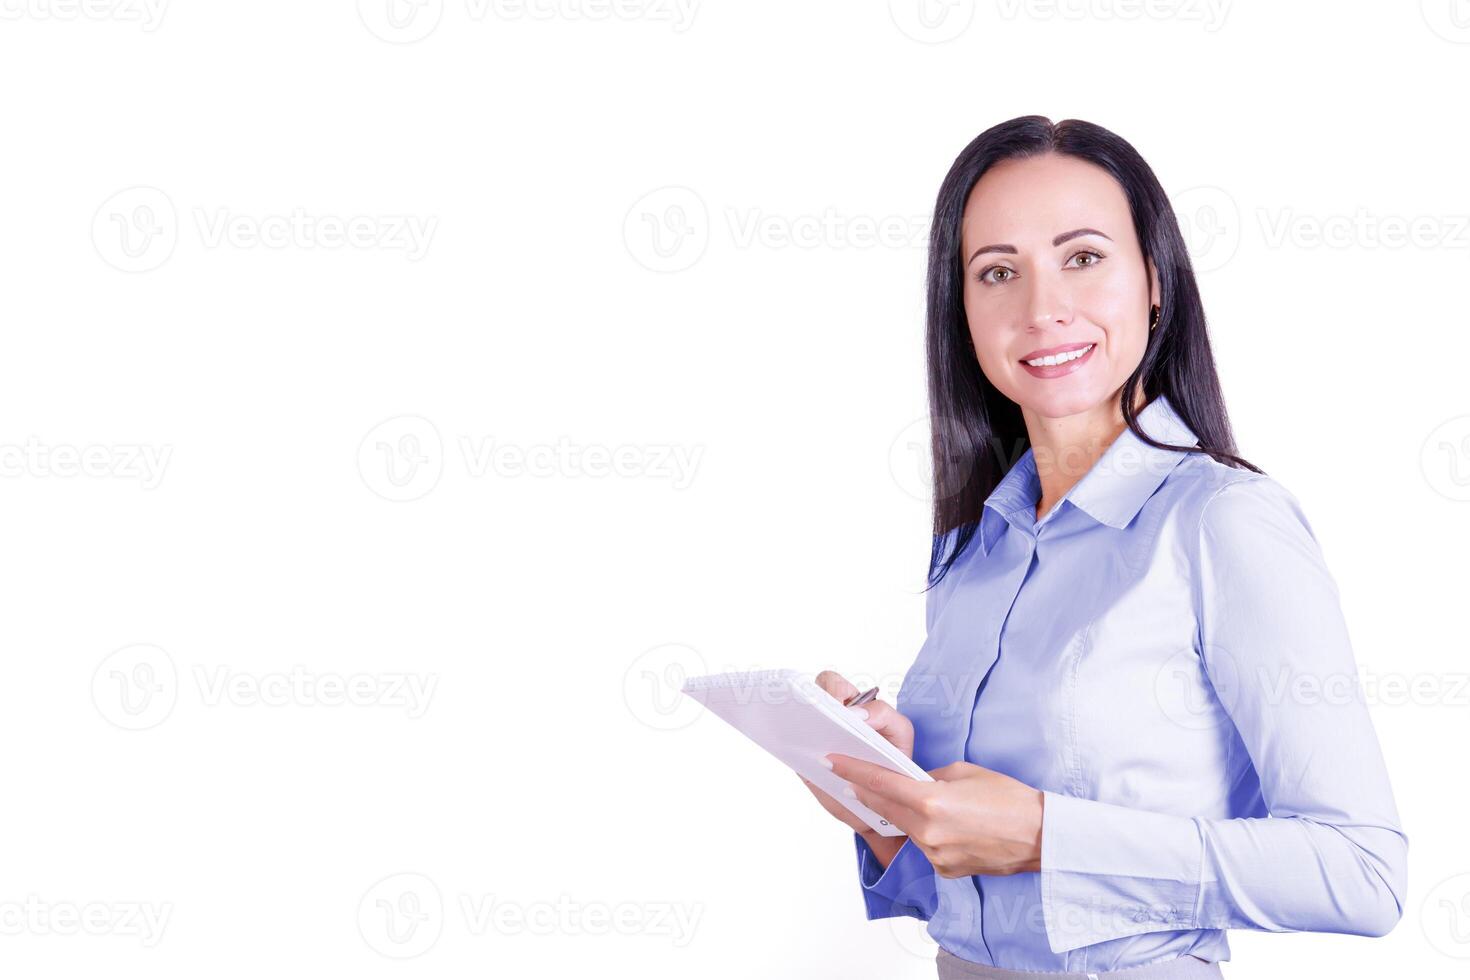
[1014,383,1108,421]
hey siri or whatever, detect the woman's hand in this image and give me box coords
[798,671,915,842]
[813,669,915,757]
[826,754,1044,878]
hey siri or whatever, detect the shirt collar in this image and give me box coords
[977,393,1199,554]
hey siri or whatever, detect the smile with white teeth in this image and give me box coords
[1023,343,1094,367]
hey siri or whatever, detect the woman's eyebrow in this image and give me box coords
[965,227,1113,266]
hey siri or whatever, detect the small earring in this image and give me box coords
[1149,304,1160,330]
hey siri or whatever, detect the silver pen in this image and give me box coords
[843,685,879,708]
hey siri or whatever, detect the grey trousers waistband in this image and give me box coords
[936,947,1224,980]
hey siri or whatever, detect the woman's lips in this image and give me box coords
[1019,342,1096,379]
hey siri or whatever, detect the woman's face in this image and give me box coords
[959,152,1159,420]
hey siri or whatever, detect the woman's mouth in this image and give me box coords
[1019,342,1096,379]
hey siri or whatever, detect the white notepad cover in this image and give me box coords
[681,668,933,837]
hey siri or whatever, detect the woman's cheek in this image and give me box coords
[971,338,1013,386]
[963,302,1016,366]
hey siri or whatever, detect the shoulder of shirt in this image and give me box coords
[1163,452,1313,543]
[929,453,1313,592]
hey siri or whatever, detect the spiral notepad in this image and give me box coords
[680,668,933,836]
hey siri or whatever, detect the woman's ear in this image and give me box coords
[1147,257,1161,308]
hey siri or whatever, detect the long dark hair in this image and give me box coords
[926,115,1261,588]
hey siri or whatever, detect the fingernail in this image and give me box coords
[842,787,857,799]
[819,756,833,770]
[847,706,869,721]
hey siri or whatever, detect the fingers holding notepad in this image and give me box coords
[814,670,915,760]
[681,668,932,837]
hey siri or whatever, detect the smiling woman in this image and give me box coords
[929,123,1257,537]
[803,116,1407,979]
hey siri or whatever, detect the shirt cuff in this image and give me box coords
[1039,790,1204,953]
[854,832,935,921]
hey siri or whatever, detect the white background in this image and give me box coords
[2,1,1467,977]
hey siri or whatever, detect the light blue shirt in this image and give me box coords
[855,393,1407,972]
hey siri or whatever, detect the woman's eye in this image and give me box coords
[974,250,1103,286]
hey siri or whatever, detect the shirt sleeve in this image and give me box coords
[1038,476,1408,954]
[853,832,938,921]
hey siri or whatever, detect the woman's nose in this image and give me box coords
[1026,271,1074,327]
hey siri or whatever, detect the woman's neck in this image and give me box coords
[1026,389,1148,522]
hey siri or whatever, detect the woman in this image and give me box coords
[802,116,1407,978]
